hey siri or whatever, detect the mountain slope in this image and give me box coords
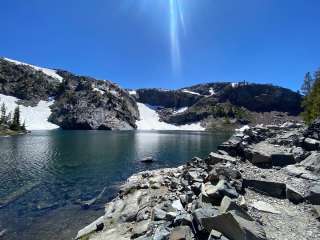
[134,82,302,127]
[0,57,303,131]
[0,57,139,130]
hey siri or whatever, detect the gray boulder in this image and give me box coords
[193,207,219,233]
[306,183,320,205]
[300,152,320,174]
[199,210,267,240]
[286,185,304,204]
[206,153,237,165]
[202,180,239,205]
[303,138,320,151]
[271,153,295,167]
[169,226,195,240]
[243,179,286,198]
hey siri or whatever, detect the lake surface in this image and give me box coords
[0,130,231,240]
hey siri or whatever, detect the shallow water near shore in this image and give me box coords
[0,130,231,240]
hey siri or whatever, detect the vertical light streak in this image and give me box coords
[169,0,181,72]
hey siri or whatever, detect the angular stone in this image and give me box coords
[215,165,242,180]
[271,153,295,167]
[208,229,222,239]
[243,179,286,198]
[76,216,104,239]
[303,138,320,151]
[312,205,320,220]
[140,156,155,163]
[169,226,195,240]
[286,185,304,204]
[218,136,243,157]
[250,150,271,164]
[220,196,242,214]
[193,207,219,232]
[154,226,170,240]
[200,211,267,240]
[172,200,185,212]
[251,201,280,214]
[191,182,202,195]
[301,152,320,174]
[202,180,239,205]
[206,153,237,165]
[173,213,193,227]
[132,220,150,238]
[306,183,320,205]
[153,207,167,221]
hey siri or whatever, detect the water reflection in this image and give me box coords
[0,130,231,240]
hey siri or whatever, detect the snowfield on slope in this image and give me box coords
[181,89,201,96]
[136,103,204,131]
[0,94,59,130]
[4,57,63,82]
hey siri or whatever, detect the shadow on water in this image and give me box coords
[0,130,232,240]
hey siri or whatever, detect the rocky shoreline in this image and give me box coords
[76,121,320,240]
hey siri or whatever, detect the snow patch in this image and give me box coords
[236,125,250,132]
[136,103,204,131]
[209,88,215,96]
[182,89,201,96]
[0,94,59,130]
[173,107,188,114]
[92,84,105,95]
[4,58,63,82]
[231,82,239,88]
[129,90,137,95]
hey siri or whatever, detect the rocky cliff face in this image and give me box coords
[0,58,139,130]
[0,58,60,105]
[136,88,202,108]
[49,71,139,130]
[0,57,303,131]
[135,82,302,127]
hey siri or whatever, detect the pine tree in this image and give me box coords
[10,106,21,131]
[302,69,320,123]
[0,103,6,124]
[21,121,26,131]
[301,72,314,96]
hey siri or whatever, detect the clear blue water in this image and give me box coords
[0,130,231,240]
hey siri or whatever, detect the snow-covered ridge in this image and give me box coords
[0,94,59,130]
[136,103,204,131]
[4,57,63,82]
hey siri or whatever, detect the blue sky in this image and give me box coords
[1,0,320,91]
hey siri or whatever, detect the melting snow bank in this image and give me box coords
[0,94,59,130]
[4,57,63,82]
[136,103,204,131]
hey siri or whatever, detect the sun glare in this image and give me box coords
[169,0,185,74]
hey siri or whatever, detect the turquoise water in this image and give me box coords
[0,130,231,240]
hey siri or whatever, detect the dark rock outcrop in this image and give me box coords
[0,58,139,130]
[219,83,302,115]
[135,82,302,127]
[0,58,60,104]
[136,88,201,108]
[49,71,139,130]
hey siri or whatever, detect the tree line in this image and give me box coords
[0,103,26,131]
[301,68,320,124]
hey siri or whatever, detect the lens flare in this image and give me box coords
[169,0,185,74]
[122,0,187,74]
